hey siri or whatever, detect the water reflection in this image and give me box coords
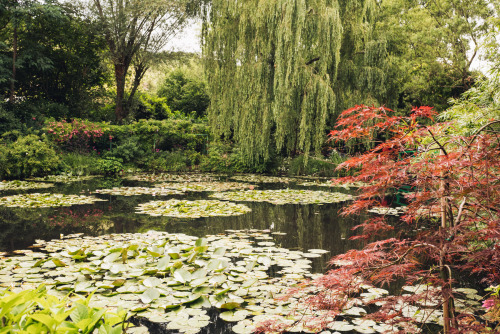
[0,178,364,273]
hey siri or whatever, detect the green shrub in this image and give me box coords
[157,66,209,119]
[287,154,342,177]
[60,152,102,176]
[1,134,59,179]
[130,92,173,120]
[97,157,123,176]
[143,151,189,173]
[105,136,146,163]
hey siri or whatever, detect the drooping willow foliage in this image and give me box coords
[203,0,344,164]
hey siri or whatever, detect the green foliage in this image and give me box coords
[204,0,342,165]
[0,1,109,114]
[143,151,190,173]
[0,134,59,179]
[130,92,173,120]
[59,153,102,176]
[157,65,210,118]
[287,154,340,177]
[199,142,278,174]
[97,157,123,176]
[0,285,128,333]
[105,136,146,163]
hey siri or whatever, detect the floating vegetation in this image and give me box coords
[157,182,256,192]
[123,173,222,183]
[367,206,407,216]
[136,199,252,218]
[0,180,54,191]
[230,174,299,183]
[298,180,370,188]
[0,193,106,208]
[30,175,96,183]
[0,231,486,333]
[0,230,325,334]
[95,187,184,196]
[210,189,354,205]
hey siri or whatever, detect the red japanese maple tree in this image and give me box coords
[263,105,500,333]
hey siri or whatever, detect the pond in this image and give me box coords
[2,174,481,334]
[0,175,363,274]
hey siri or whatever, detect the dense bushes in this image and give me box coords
[0,134,59,179]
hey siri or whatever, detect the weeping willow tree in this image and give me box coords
[203,0,343,164]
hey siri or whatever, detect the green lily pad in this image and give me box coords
[0,180,54,191]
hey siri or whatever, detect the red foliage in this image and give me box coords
[276,105,500,333]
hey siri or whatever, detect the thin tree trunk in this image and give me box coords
[114,63,127,122]
[9,25,17,103]
[439,149,456,333]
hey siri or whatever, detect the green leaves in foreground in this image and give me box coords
[0,285,130,334]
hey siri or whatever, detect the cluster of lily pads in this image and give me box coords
[0,180,54,191]
[30,175,96,183]
[135,199,252,218]
[124,174,222,183]
[229,175,299,184]
[157,182,257,192]
[95,187,184,197]
[210,189,354,205]
[298,180,370,189]
[0,230,487,334]
[0,193,106,208]
[0,230,330,334]
[367,206,407,216]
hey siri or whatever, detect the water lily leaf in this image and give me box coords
[220,302,240,310]
[220,310,250,322]
[157,256,170,271]
[257,256,271,267]
[213,247,226,257]
[112,279,126,287]
[173,268,192,283]
[110,263,127,274]
[195,238,207,247]
[143,277,162,288]
[190,277,208,287]
[103,252,121,264]
[166,248,180,259]
[241,278,258,288]
[209,274,227,286]
[52,258,67,267]
[141,288,160,304]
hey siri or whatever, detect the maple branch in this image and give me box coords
[425,127,448,156]
[467,120,500,148]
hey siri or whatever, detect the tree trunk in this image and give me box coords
[114,63,127,122]
[9,24,17,103]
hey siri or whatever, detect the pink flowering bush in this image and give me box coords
[45,119,111,153]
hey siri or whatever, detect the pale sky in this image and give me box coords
[164,19,202,53]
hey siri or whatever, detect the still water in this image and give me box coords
[0,176,364,274]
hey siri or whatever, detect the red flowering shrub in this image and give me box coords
[45,119,111,153]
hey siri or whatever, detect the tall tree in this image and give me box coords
[203,0,343,164]
[89,0,201,122]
